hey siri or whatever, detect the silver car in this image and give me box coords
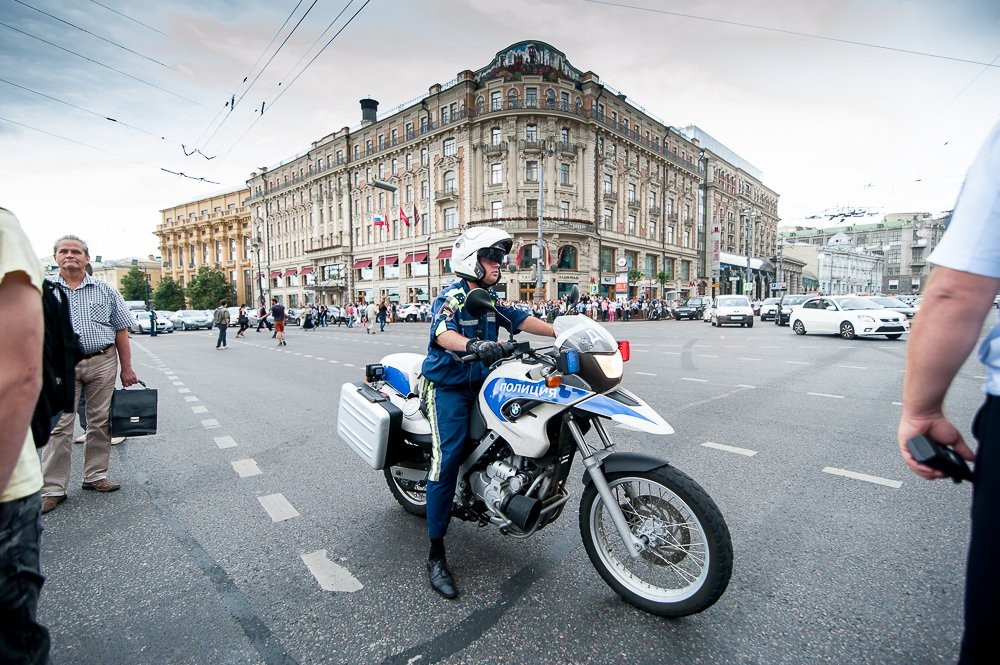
[170,309,213,330]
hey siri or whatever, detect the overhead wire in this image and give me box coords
[87,0,171,38]
[221,0,374,156]
[583,0,1000,68]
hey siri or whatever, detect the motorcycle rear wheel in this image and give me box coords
[579,467,732,617]
[384,468,427,517]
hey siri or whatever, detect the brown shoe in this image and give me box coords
[41,495,67,514]
[81,479,121,492]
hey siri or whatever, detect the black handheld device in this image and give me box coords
[906,435,974,484]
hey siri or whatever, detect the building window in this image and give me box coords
[602,173,613,194]
[558,245,577,270]
[507,88,518,108]
[627,183,636,203]
[378,162,385,179]
[545,88,555,108]
[491,201,503,217]
[443,170,456,192]
[560,201,570,218]
[525,87,537,107]
[603,208,612,230]
[560,92,570,111]
[421,148,428,166]
[490,91,501,111]
[405,153,412,170]
[443,138,456,156]
[405,184,413,202]
[421,180,429,199]
[526,123,537,142]
[440,105,449,123]
[680,261,690,281]
[526,199,538,218]
[405,122,414,138]
[378,135,385,150]
[645,255,656,276]
[560,127,569,143]
[683,230,691,248]
[600,247,613,273]
[443,207,457,230]
[491,127,501,145]
[560,163,570,185]
[526,161,538,182]
[627,214,636,235]
[490,162,502,185]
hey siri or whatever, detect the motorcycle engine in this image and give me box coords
[470,460,532,521]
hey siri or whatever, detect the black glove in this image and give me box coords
[466,339,504,366]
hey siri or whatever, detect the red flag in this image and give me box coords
[399,206,410,226]
[413,206,420,227]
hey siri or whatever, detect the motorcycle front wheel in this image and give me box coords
[579,466,732,617]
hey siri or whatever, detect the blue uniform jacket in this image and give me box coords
[421,280,530,389]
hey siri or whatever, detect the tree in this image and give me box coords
[628,268,643,297]
[185,266,234,309]
[152,276,186,311]
[120,266,150,302]
[656,270,672,297]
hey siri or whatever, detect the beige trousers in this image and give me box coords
[40,346,118,495]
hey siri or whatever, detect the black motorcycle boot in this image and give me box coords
[427,557,459,599]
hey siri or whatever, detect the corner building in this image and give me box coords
[246,41,779,306]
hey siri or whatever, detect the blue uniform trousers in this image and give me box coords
[425,383,477,540]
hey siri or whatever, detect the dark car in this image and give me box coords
[863,296,917,319]
[775,293,812,326]
[672,296,712,320]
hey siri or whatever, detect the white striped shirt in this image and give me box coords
[48,274,133,354]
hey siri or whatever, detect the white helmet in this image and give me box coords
[451,226,513,287]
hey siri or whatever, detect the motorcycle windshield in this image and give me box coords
[553,316,618,354]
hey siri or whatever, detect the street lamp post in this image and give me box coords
[743,208,753,298]
[776,235,785,295]
[536,148,554,301]
[252,236,263,305]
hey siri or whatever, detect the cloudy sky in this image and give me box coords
[2,0,998,261]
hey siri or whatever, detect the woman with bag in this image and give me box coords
[235,304,250,338]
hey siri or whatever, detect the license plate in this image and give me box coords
[731,315,743,320]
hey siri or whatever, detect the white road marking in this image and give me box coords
[328,360,339,364]
[703,441,757,456]
[785,360,809,365]
[214,435,237,449]
[822,467,902,489]
[807,392,845,399]
[294,353,302,356]
[183,396,200,402]
[697,354,719,358]
[682,377,708,383]
[892,401,903,406]
[724,346,744,348]
[736,384,756,389]
[633,348,648,352]
[178,388,191,393]
[191,405,209,413]
[344,363,355,367]
[231,459,261,477]
[759,345,779,349]
[258,493,299,521]
[316,357,325,361]
[661,351,681,355]
[301,550,363,592]
[634,371,657,376]
[737,357,762,361]
[201,419,220,429]
[837,365,866,369]
[304,354,314,358]
[172,381,184,386]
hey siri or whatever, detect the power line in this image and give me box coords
[12,0,178,71]
[87,0,171,37]
[0,113,118,155]
[583,0,1000,68]
[0,22,203,105]
[223,0,374,156]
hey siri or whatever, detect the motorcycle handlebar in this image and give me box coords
[450,341,525,365]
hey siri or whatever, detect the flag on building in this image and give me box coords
[399,207,410,226]
[413,206,420,227]
[373,214,386,227]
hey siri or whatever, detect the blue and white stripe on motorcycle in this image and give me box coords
[572,392,672,435]
[384,365,412,397]
[483,377,589,422]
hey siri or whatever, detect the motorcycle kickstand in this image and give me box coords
[563,418,644,559]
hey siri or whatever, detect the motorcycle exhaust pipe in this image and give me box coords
[502,494,542,532]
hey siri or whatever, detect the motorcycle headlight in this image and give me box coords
[594,352,623,380]
[577,351,624,392]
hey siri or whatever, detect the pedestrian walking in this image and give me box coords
[269,297,287,346]
[40,234,139,514]
[0,207,51,662]
[148,305,157,337]
[378,302,388,332]
[256,301,272,333]
[365,301,378,334]
[213,299,230,349]
[236,304,250,338]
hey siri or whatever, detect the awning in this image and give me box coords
[403,251,428,264]
[284,268,298,276]
[352,259,372,269]
[435,247,452,260]
[375,255,398,267]
[254,272,264,279]
[718,251,774,273]
[299,266,314,275]
[269,270,282,278]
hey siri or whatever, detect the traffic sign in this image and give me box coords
[771,282,787,290]
[590,284,598,294]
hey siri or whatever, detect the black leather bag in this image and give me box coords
[110,380,158,436]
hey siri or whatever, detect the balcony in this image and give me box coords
[555,141,577,155]
[520,139,546,153]
[667,212,679,222]
[910,258,926,268]
[602,190,618,203]
[484,141,507,155]
[627,197,640,209]
[648,205,661,216]
[435,187,458,202]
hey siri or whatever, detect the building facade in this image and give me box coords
[244,41,780,306]
[154,189,255,306]
[781,212,948,295]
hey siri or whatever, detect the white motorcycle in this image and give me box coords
[337,288,732,616]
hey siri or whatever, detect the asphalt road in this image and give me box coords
[37,315,980,664]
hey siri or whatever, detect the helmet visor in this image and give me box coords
[477,247,507,264]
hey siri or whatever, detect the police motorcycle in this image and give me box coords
[337,287,732,617]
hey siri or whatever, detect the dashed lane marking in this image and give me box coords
[891,401,903,406]
[807,392,845,399]
[697,354,719,358]
[316,357,325,360]
[214,435,237,449]
[172,381,184,386]
[785,360,809,365]
[737,357,762,361]
[184,396,200,402]
[703,442,757,456]
[191,405,209,413]
[201,419,220,429]
[682,377,708,383]
[258,493,299,522]
[231,459,261,477]
[634,371,657,376]
[822,467,902,489]
[178,388,190,393]
[736,384,756,389]
[837,365,866,369]
[301,550,363,592]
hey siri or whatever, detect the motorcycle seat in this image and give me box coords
[381,352,426,398]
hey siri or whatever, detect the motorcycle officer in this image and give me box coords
[421,227,555,598]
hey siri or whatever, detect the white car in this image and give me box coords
[397,303,422,322]
[710,295,755,327]
[759,297,781,321]
[790,295,908,340]
[130,310,174,334]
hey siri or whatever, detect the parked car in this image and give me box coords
[759,297,781,321]
[130,310,174,334]
[327,306,348,325]
[170,309,213,330]
[789,295,909,340]
[398,303,422,322]
[710,295,755,327]
[775,293,812,326]
[864,296,917,319]
[672,296,712,320]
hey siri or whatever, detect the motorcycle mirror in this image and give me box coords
[565,284,580,306]
[465,288,515,341]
